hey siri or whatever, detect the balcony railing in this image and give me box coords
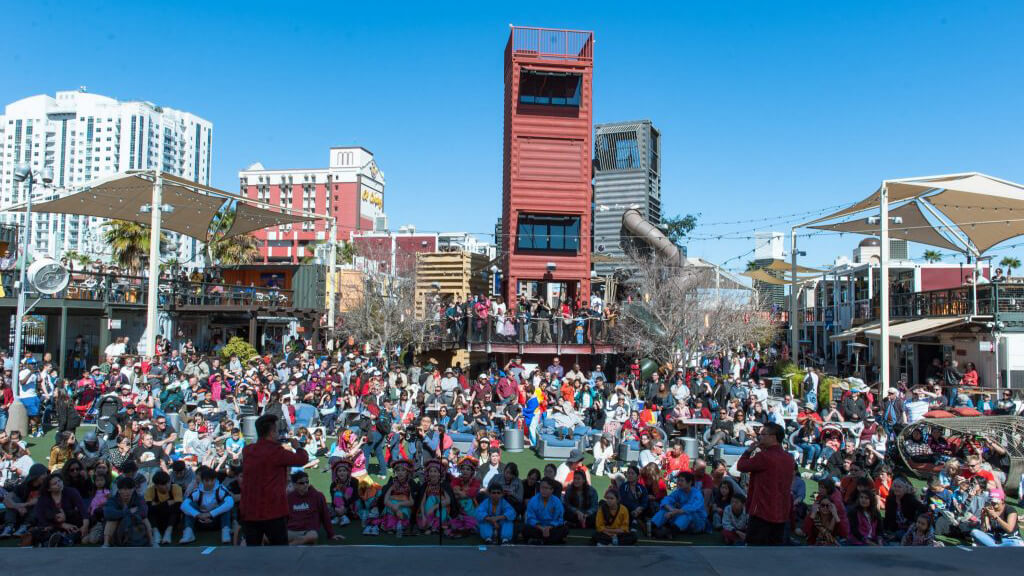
[509,27,594,61]
[2,271,293,310]
[801,282,1024,323]
[424,314,613,350]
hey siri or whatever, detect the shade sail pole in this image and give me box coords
[327,217,338,343]
[145,172,162,357]
[880,184,890,397]
[790,228,799,367]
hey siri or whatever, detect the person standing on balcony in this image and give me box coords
[532,300,552,344]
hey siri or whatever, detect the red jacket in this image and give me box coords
[241,439,309,521]
[737,445,795,524]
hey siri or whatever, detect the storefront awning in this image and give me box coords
[831,320,883,342]
[864,317,968,342]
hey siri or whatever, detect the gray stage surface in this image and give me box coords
[0,545,1016,575]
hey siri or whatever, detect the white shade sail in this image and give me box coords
[4,171,324,241]
[809,201,962,252]
[800,172,1024,255]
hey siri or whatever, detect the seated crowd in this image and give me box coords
[0,341,1020,548]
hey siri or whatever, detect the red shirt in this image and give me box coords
[241,439,309,521]
[663,452,691,476]
[737,445,795,524]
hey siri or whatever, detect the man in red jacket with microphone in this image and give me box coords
[241,413,309,545]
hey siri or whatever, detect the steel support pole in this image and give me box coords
[144,172,163,357]
[327,218,338,347]
[879,184,890,397]
[790,228,799,366]
[6,176,32,434]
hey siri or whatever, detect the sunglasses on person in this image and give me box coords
[294,480,309,485]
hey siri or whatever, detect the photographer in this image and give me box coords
[971,489,1022,547]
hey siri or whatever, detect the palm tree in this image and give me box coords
[103,220,167,273]
[745,260,761,272]
[205,207,260,267]
[922,250,943,263]
[1000,256,1021,277]
[61,250,93,270]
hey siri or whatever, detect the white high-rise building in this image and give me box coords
[0,89,213,265]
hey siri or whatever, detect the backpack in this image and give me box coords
[114,508,150,547]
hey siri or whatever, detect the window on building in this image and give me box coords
[516,213,580,253]
[518,70,581,106]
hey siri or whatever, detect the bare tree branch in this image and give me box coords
[610,255,775,367]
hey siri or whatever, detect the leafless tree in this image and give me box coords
[338,242,432,361]
[610,255,775,367]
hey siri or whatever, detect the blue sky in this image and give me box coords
[4,1,1024,271]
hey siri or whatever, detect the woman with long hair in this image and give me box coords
[847,491,883,545]
[618,464,651,531]
[33,472,89,547]
[48,431,77,472]
[563,471,598,529]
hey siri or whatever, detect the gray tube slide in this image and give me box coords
[621,209,682,266]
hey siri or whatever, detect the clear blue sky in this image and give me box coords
[4,1,1024,271]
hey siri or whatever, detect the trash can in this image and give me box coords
[242,415,259,442]
[503,428,525,452]
[166,413,182,435]
[682,436,699,461]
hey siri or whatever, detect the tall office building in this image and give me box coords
[0,89,213,264]
[593,120,661,276]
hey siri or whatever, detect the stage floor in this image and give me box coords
[0,544,1013,576]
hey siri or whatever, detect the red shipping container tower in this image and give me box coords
[502,27,594,307]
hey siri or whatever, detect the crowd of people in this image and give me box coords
[0,337,1021,549]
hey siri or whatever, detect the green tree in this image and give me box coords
[745,260,761,272]
[922,250,943,263]
[103,220,167,273]
[1000,256,1021,277]
[662,214,699,245]
[205,208,260,267]
[61,250,93,269]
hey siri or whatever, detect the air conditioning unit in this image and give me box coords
[373,216,388,232]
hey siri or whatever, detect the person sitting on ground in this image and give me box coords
[145,470,182,545]
[803,490,841,546]
[103,475,156,547]
[523,477,568,545]
[592,488,636,546]
[846,490,882,546]
[902,512,941,547]
[286,471,343,545]
[33,472,90,547]
[721,493,749,545]
[563,471,599,529]
[971,489,1022,547]
[180,466,234,544]
[651,471,706,539]
[475,480,515,545]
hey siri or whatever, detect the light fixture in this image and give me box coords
[13,162,31,182]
